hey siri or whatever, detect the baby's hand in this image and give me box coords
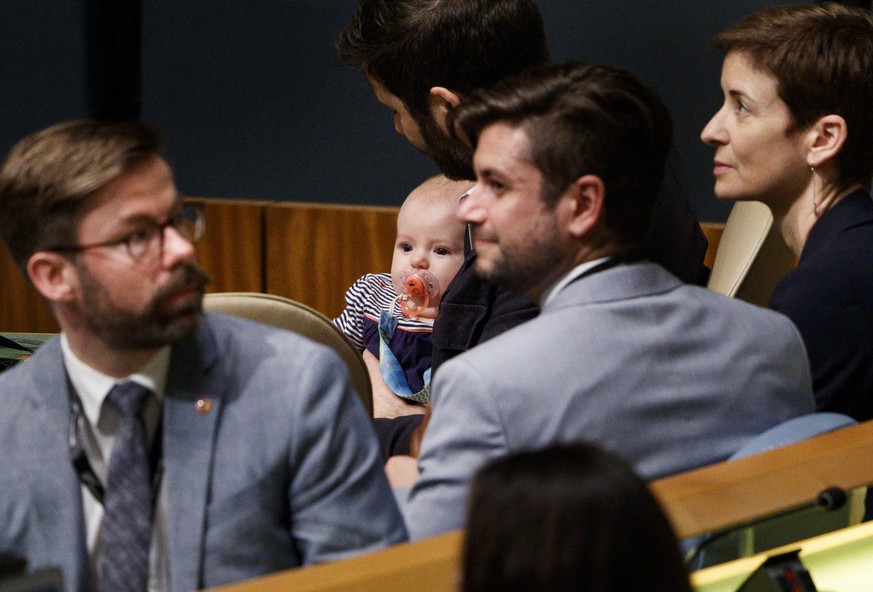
[385,455,420,488]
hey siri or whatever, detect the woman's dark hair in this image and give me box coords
[462,443,693,592]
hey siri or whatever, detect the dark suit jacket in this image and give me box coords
[0,313,407,592]
[769,189,873,422]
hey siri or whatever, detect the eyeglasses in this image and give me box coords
[47,205,205,263]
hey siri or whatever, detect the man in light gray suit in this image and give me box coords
[0,120,406,591]
[392,62,815,539]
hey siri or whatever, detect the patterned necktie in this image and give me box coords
[99,381,153,592]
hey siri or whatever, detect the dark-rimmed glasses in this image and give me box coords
[46,205,205,264]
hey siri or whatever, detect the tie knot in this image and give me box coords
[106,381,152,418]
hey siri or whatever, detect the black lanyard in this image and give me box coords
[67,381,164,505]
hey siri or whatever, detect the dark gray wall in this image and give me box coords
[2,1,811,222]
[0,3,89,146]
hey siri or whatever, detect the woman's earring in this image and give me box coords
[809,163,822,216]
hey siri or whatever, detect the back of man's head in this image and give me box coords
[453,62,674,248]
[337,0,550,119]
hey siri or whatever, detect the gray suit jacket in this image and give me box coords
[0,312,407,591]
[404,262,815,539]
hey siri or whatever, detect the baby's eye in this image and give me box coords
[400,242,414,253]
[434,247,451,256]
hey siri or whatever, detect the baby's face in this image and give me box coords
[391,196,465,303]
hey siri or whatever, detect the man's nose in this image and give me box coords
[701,107,727,146]
[162,225,196,267]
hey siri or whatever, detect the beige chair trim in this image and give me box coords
[707,201,795,307]
[203,292,373,416]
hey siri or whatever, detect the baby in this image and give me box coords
[334,175,471,418]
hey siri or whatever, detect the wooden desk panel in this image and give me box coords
[652,419,873,539]
[0,196,724,332]
[201,420,873,592]
[265,202,399,318]
[186,198,266,294]
[0,242,58,333]
[204,531,462,592]
[700,222,724,271]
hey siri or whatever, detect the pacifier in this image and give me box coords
[395,269,441,320]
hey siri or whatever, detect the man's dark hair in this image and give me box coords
[0,120,162,273]
[453,62,673,248]
[337,0,550,120]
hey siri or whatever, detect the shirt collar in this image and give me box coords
[60,333,170,427]
[541,256,612,308]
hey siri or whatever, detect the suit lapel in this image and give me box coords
[21,339,91,591]
[163,316,225,592]
[546,261,681,312]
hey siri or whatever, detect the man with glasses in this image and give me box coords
[0,120,406,592]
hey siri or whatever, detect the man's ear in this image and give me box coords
[429,86,463,134]
[806,114,847,168]
[563,175,606,238]
[26,251,78,303]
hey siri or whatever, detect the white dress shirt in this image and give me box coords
[60,334,171,592]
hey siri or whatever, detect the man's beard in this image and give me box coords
[77,262,211,349]
[416,112,476,181]
[471,216,564,299]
